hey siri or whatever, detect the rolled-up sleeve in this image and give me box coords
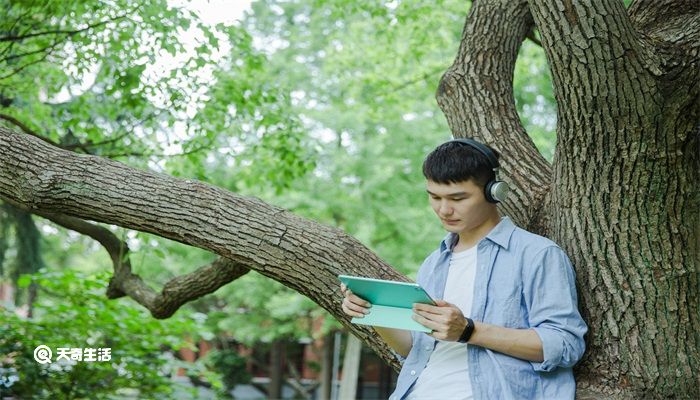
[524,246,588,372]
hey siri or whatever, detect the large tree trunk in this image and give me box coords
[533,1,700,396]
[437,0,699,397]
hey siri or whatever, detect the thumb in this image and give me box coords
[434,299,450,307]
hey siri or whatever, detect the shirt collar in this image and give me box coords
[439,216,516,252]
[484,216,515,249]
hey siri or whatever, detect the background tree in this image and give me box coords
[0,0,697,398]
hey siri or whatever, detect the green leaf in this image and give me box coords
[17,274,32,288]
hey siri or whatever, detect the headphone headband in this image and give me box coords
[448,138,499,170]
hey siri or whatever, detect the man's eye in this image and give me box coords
[452,198,464,201]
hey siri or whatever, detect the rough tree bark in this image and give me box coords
[437,0,699,397]
[0,0,698,398]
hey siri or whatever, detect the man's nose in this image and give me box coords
[439,201,453,216]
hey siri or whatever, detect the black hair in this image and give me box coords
[422,141,500,186]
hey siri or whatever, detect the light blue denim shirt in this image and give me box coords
[390,217,587,400]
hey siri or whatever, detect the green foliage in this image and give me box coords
[207,0,469,273]
[514,40,557,161]
[0,0,264,167]
[207,272,320,345]
[205,349,252,393]
[0,269,221,399]
[3,207,44,304]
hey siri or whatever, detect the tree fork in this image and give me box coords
[3,197,250,319]
[436,0,552,233]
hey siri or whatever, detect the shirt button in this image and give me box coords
[410,370,416,376]
[424,345,431,351]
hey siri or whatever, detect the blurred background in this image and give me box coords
[0,0,556,398]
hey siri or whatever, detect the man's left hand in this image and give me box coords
[412,300,468,341]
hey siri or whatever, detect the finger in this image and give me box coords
[342,308,366,318]
[343,309,366,318]
[340,283,346,293]
[412,313,441,331]
[414,309,450,325]
[343,299,370,316]
[344,299,370,314]
[347,292,371,307]
[413,303,443,315]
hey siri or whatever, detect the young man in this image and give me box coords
[341,138,587,399]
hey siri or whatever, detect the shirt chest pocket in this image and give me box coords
[484,271,524,327]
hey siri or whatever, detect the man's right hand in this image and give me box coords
[339,283,413,357]
[340,283,371,318]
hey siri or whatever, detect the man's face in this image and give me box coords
[426,179,494,234]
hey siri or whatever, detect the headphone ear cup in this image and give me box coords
[484,180,497,203]
[487,181,509,203]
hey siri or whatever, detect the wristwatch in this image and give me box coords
[458,317,475,343]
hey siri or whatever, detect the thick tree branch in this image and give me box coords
[436,0,551,233]
[628,0,700,88]
[2,197,250,319]
[527,1,658,110]
[0,126,404,370]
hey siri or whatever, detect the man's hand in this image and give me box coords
[339,283,413,357]
[340,283,371,318]
[412,300,467,341]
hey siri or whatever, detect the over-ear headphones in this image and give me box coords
[448,138,510,204]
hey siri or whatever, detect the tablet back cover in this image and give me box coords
[338,275,434,332]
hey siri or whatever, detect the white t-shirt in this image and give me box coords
[405,246,477,400]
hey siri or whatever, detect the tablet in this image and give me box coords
[338,274,435,332]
